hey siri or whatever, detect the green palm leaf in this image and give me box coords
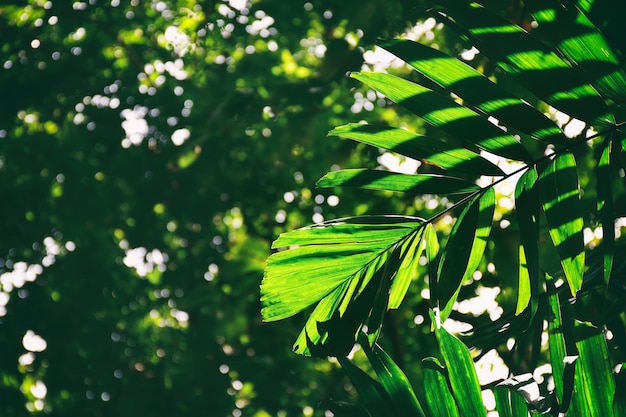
[539,154,585,296]
[261,216,424,355]
[351,72,532,162]
[379,38,568,147]
[435,188,495,321]
[317,169,480,195]
[329,123,505,176]
[527,0,626,104]
[436,1,614,125]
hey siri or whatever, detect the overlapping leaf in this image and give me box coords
[435,188,495,321]
[435,1,614,125]
[379,38,568,147]
[527,0,626,105]
[351,72,532,162]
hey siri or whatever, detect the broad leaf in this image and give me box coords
[351,72,532,162]
[379,38,568,147]
[433,312,486,417]
[261,216,423,355]
[329,123,505,176]
[436,188,495,321]
[539,153,585,296]
[422,357,460,417]
[317,169,480,195]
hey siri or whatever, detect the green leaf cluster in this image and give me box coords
[262,0,626,415]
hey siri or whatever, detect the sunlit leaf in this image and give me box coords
[436,2,614,125]
[432,311,486,417]
[527,0,626,104]
[436,188,495,320]
[351,72,531,162]
[329,123,505,176]
[514,168,541,315]
[539,153,585,296]
[388,228,424,309]
[575,324,616,417]
[317,169,480,195]
[422,357,460,417]
[379,38,568,147]
[261,216,424,355]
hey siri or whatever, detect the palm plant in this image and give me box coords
[261,1,626,415]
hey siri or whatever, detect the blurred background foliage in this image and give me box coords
[0,0,447,415]
[4,0,625,416]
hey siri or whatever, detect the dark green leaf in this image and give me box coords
[338,357,390,417]
[539,153,585,296]
[496,374,549,415]
[422,357,460,417]
[597,139,615,286]
[329,123,505,176]
[351,72,532,162]
[317,169,480,195]
[436,188,495,321]
[360,337,425,417]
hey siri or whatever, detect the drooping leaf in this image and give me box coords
[432,311,486,417]
[422,357,460,417]
[338,356,390,417]
[351,72,532,162]
[359,336,425,417]
[328,123,505,176]
[424,222,440,310]
[379,38,568,147]
[436,188,495,321]
[435,2,614,125]
[539,153,585,296]
[514,168,541,315]
[317,169,480,195]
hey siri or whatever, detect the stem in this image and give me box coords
[425,122,621,225]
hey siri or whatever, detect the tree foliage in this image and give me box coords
[262,0,626,415]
